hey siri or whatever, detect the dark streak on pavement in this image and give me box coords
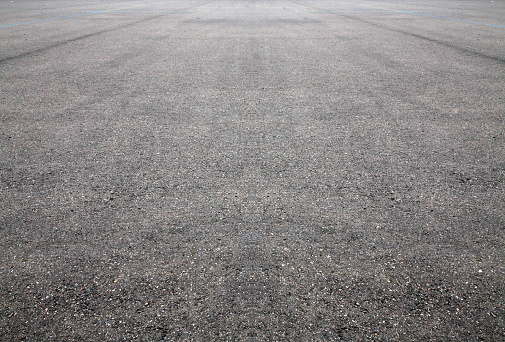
[0,15,169,64]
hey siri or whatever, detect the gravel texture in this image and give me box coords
[1,0,504,340]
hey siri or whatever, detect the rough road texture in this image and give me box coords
[1,0,504,340]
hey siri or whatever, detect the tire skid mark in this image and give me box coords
[0,0,218,64]
[338,13,505,64]
[0,15,164,64]
[286,0,505,64]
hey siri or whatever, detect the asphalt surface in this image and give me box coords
[1,0,504,340]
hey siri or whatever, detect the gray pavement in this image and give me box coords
[1,0,504,340]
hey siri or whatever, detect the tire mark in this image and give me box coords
[0,0,217,64]
[286,0,505,64]
[0,14,164,64]
[338,13,505,64]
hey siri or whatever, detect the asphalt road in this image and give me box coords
[1,0,504,340]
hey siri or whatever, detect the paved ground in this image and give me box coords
[1,0,504,340]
